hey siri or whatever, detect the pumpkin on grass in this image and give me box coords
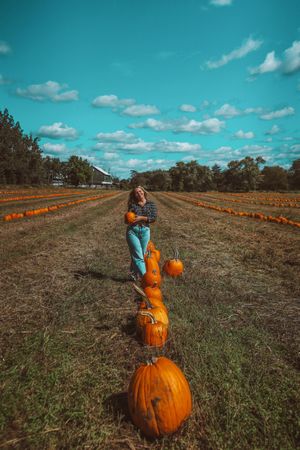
[163,249,184,277]
[134,284,167,314]
[141,269,162,289]
[125,211,136,224]
[143,285,163,302]
[144,250,160,275]
[146,241,161,262]
[137,311,167,347]
[128,356,192,438]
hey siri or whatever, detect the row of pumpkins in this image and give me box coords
[125,211,192,439]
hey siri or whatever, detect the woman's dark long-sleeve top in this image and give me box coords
[128,201,157,227]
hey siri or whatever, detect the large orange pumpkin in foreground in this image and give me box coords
[128,356,192,438]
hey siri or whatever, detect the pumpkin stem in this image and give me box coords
[172,246,179,260]
[133,284,153,309]
[146,356,158,366]
[137,311,156,324]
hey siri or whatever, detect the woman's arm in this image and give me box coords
[146,202,157,223]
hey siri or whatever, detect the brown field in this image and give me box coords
[0,190,299,449]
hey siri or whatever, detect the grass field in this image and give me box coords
[1,189,299,449]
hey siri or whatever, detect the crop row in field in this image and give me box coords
[164,192,300,228]
[2,192,119,222]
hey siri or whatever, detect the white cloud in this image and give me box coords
[0,74,12,85]
[41,143,67,154]
[103,152,119,160]
[94,132,202,154]
[234,130,255,139]
[179,104,197,112]
[129,117,225,134]
[38,122,79,140]
[92,94,135,108]
[265,124,280,135]
[210,0,232,5]
[122,104,160,116]
[260,106,295,120]
[244,107,263,114]
[16,81,78,102]
[249,51,282,75]
[282,41,300,74]
[0,41,11,54]
[95,130,136,142]
[205,37,262,69]
[238,144,273,154]
[215,103,241,118]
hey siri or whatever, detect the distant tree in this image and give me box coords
[63,156,92,186]
[169,161,213,191]
[129,170,148,188]
[0,108,44,184]
[148,171,171,191]
[43,157,64,184]
[224,156,265,191]
[211,164,224,190]
[261,166,288,191]
[120,179,131,190]
[288,159,300,190]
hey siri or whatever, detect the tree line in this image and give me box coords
[121,157,300,192]
[1,108,299,190]
[0,108,93,186]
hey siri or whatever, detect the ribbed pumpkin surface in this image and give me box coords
[128,357,192,438]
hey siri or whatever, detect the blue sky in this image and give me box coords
[1,0,300,179]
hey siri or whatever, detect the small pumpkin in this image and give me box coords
[134,284,167,312]
[137,311,168,347]
[125,211,136,224]
[134,284,168,324]
[144,250,160,275]
[128,356,192,438]
[143,286,163,302]
[163,249,184,277]
[146,240,156,251]
[146,241,161,262]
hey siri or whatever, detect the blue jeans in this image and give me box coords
[126,225,150,277]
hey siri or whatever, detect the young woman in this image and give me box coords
[126,186,157,281]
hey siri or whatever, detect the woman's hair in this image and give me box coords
[128,186,148,208]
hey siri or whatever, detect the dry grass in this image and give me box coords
[0,191,299,449]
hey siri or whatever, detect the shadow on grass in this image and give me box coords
[74,270,129,283]
[121,314,137,337]
[104,391,131,423]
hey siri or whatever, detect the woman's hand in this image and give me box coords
[132,215,148,224]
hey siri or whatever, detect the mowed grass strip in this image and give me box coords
[0,191,299,449]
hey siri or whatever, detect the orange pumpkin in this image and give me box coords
[141,270,162,288]
[136,305,168,334]
[143,286,163,302]
[137,311,168,347]
[138,297,168,314]
[125,211,136,224]
[152,248,161,263]
[163,249,184,277]
[146,240,156,251]
[128,356,192,438]
[144,250,160,275]
[134,284,167,313]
